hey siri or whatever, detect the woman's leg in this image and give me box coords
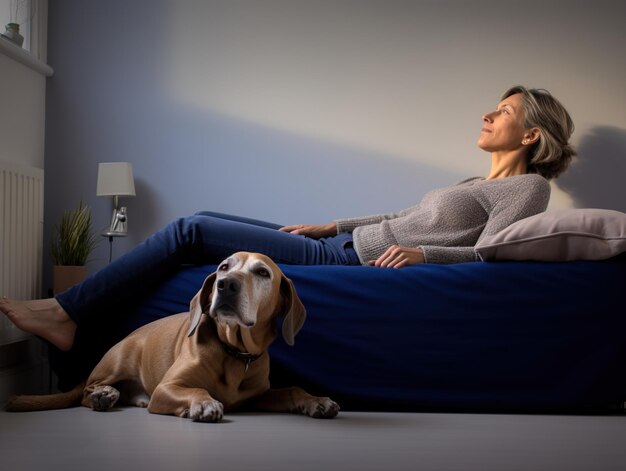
[0,297,76,352]
[57,215,351,323]
[1,213,357,350]
[192,211,283,230]
[1,212,280,351]
[59,213,356,321]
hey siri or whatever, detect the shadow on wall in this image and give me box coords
[78,106,469,276]
[558,126,626,212]
[128,103,471,228]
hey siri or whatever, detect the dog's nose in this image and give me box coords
[216,277,240,297]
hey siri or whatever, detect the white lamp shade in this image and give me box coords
[96,162,136,197]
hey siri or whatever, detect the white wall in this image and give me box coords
[0,52,46,169]
[0,6,50,398]
[165,0,626,210]
[43,0,626,281]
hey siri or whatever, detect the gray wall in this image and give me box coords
[43,0,626,287]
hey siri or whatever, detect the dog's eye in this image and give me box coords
[256,268,270,278]
[218,264,228,271]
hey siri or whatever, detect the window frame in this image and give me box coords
[0,0,51,76]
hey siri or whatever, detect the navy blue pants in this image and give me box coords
[56,212,359,323]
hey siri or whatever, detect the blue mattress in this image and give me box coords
[49,257,626,412]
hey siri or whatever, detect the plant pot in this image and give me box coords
[53,265,86,295]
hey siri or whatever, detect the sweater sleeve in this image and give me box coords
[419,245,478,264]
[334,206,415,234]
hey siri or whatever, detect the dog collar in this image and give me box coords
[219,341,263,372]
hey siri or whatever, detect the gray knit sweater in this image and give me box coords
[334,174,550,265]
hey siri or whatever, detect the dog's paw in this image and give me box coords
[301,397,340,419]
[90,386,120,411]
[189,399,224,422]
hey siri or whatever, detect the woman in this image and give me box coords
[1,85,575,353]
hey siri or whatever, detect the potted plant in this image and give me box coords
[51,202,98,294]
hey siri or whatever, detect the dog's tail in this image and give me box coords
[4,381,86,412]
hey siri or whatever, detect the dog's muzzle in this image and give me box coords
[212,276,240,313]
[210,276,254,327]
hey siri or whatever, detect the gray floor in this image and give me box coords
[2,407,626,471]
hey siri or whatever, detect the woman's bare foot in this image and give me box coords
[0,297,76,351]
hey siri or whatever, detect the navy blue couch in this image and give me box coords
[50,257,626,412]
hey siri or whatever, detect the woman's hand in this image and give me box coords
[368,245,425,268]
[279,223,338,239]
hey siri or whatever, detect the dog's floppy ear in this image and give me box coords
[280,275,306,346]
[187,272,217,337]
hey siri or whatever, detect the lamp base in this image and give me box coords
[101,231,128,238]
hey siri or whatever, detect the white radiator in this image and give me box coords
[0,160,44,345]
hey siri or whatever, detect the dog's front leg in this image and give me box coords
[148,382,224,422]
[248,387,339,419]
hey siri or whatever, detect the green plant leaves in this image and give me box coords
[51,202,98,266]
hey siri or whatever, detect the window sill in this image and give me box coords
[0,36,53,76]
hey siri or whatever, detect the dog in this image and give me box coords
[6,252,339,422]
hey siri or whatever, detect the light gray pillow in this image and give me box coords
[475,208,626,261]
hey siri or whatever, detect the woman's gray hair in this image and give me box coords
[502,86,576,180]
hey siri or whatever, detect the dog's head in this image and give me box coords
[187,252,306,345]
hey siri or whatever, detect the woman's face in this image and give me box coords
[477,93,529,153]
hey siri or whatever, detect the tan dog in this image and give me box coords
[6,252,339,421]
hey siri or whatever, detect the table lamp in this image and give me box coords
[96,162,136,237]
